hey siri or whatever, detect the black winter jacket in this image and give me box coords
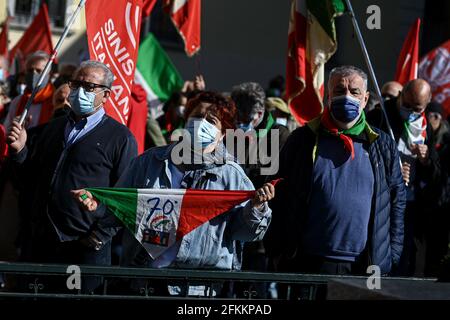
[265,119,406,274]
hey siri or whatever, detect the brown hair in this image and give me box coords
[184,91,237,133]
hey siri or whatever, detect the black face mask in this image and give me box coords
[25,72,50,91]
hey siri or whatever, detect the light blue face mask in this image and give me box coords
[69,87,104,116]
[0,69,4,81]
[185,117,220,149]
[238,122,253,132]
[399,105,422,123]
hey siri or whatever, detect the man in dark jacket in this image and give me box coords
[6,61,137,292]
[265,66,406,283]
[367,79,440,276]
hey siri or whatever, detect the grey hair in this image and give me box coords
[78,60,114,88]
[230,82,266,115]
[328,65,368,90]
[25,51,50,66]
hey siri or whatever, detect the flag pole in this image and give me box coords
[18,0,87,126]
[344,0,395,141]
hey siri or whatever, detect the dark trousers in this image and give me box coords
[277,253,367,300]
[397,202,417,276]
[18,225,111,294]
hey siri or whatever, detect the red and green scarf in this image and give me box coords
[320,107,367,160]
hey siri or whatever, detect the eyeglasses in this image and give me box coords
[68,80,110,93]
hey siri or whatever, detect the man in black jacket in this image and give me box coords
[367,79,440,276]
[265,66,406,286]
[7,61,137,291]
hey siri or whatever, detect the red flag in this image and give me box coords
[395,18,421,85]
[163,0,201,56]
[142,0,157,17]
[0,18,9,58]
[86,0,143,126]
[129,83,148,155]
[9,4,53,70]
[419,39,450,117]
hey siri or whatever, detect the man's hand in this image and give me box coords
[401,161,411,185]
[6,118,29,153]
[410,143,429,164]
[71,189,99,212]
[194,75,205,91]
[79,232,103,251]
[181,80,194,93]
[252,182,275,210]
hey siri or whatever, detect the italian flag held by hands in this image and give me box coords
[87,180,280,259]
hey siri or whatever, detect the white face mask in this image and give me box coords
[175,105,185,118]
[185,117,220,149]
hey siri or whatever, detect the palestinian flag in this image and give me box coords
[135,33,184,119]
[87,187,256,259]
[286,0,345,125]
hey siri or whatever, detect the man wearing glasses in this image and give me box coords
[7,60,137,293]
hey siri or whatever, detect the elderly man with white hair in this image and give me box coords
[266,66,406,285]
[6,60,137,292]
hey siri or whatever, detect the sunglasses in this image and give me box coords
[68,80,110,93]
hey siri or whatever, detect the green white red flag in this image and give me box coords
[286,0,345,125]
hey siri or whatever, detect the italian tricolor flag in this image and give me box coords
[86,187,256,259]
[135,33,184,119]
[286,0,345,125]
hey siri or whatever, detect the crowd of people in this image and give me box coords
[0,51,449,298]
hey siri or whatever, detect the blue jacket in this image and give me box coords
[265,118,406,274]
[116,143,272,271]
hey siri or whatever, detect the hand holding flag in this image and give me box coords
[72,182,276,213]
[72,189,98,211]
[72,179,279,259]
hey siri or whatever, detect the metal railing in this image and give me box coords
[0,262,437,300]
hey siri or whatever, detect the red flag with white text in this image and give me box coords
[395,18,420,85]
[163,0,201,56]
[86,0,143,125]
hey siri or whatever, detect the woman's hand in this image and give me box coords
[71,189,99,212]
[252,182,275,210]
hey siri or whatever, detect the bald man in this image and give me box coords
[381,81,403,101]
[367,78,440,276]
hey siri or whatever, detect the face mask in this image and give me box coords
[185,117,220,149]
[238,112,259,132]
[330,95,361,123]
[0,69,4,81]
[69,87,104,116]
[17,84,26,95]
[175,105,185,118]
[275,117,288,126]
[25,72,49,91]
[399,106,422,123]
[238,122,253,132]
